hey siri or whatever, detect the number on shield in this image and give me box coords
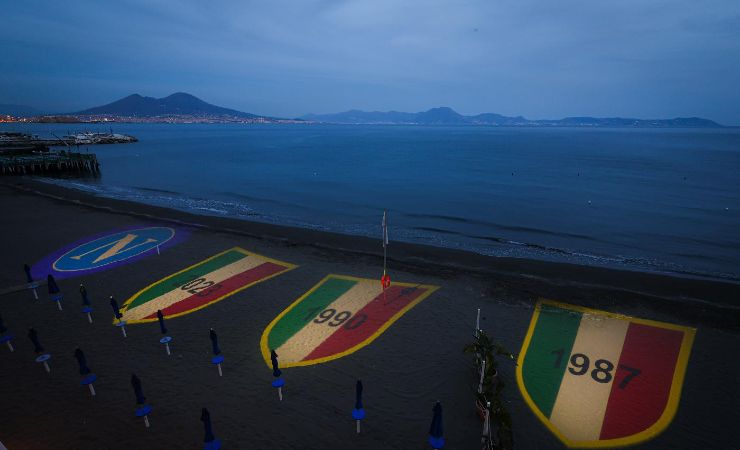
[307,308,367,330]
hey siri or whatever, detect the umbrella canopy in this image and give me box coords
[110,296,123,320]
[270,349,282,378]
[74,348,91,376]
[157,310,167,334]
[131,373,146,405]
[47,275,60,294]
[429,401,444,440]
[0,313,7,335]
[28,328,44,353]
[24,264,33,283]
[80,284,90,306]
[355,380,364,410]
[209,328,221,355]
[201,407,216,443]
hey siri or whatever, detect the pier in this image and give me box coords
[0,152,100,176]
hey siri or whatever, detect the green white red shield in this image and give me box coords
[261,275,439,367]
[517,300,695,448]
[119,247,296,324]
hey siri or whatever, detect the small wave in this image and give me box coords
[405,212,597,241]
[131,186,182,195]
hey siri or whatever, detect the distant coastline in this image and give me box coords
[0,92,725,127]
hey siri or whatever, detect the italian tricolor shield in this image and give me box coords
[120,247,296,324]
[261,275,439,367]
[517,300,696,448]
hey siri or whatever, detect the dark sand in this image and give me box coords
[0,177,739,449]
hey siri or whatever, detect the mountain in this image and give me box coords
[302,108,723,127]
[0,104,44,117]
[74,92,261,118]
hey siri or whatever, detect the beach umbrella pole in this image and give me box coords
[87,312,93,323]
[357,419,361,433]
[475,308,480,336]
[32,287,38,300]
[278,386,283,401]
[217,363,222,376]
[43,361,50,372]
[89,383,96,396]
[6,341,13,352]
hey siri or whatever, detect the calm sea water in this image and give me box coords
[4,123,740,282]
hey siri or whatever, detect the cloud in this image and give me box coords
[1,0,739,122]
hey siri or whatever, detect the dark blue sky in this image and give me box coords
[2,0,739,123]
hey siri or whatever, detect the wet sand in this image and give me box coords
[0,177,738,449]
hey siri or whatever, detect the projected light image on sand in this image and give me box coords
[262,275,439,367]
[517,300,696,448]
[119,247,296,324]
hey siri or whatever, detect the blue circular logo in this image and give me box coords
[52,227,175,272]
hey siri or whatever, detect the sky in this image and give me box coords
[1,0,739,124]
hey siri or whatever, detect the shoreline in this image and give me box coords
[3,176,739,324]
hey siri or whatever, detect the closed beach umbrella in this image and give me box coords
[201,408,215,443]
[47,275,59,295]
[111,296,127,337]
[209,329,224,376]
[210,328,221,355]
[80,284,93,323]
[80,284,90,306]
[110,296,123,320]
[352,380,366,433]
[24,264,33,283]
[131,373,152,427]
[157,310,167,334]
[29,328,52,372]
[75,347,97,396]
[270,349,282,378]
[270,349,284,401]
[28,328,44,353]
[428,401,445,449]
[47,275,63,310]
[0,313,14,352]
[156,310,172,355]
[74,348,91,375]
[131,373,146,405]
[24,264,38,300]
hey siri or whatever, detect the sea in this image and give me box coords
[3,123,740,283]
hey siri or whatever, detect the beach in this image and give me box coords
[1,177,739,449]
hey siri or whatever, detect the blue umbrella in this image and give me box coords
[29,328,52,372]
[24,264,39,300]
[23,264,33,283]
[75,348,97,396]
[28,328,44,353]
[110,296,127,337]
[157,310,168,334]
[47,275,59,294]
[47,275,63,310]
[270,349,284,400]
[210,328,221,355]
[80,284,93,323]
[131,373,146,404]
[352,379,366,433]
[429,401,445,449]
[157,310,172,355]
[0,313,14,352]
[209,329,224,376]
[201,408,221,449]
[131,373,152,427]
[80,284,90,306]
[74,348,91,375]
[110,296,123,320]
[270,349,282,378]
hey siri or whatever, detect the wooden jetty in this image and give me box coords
[0,152,100,176]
